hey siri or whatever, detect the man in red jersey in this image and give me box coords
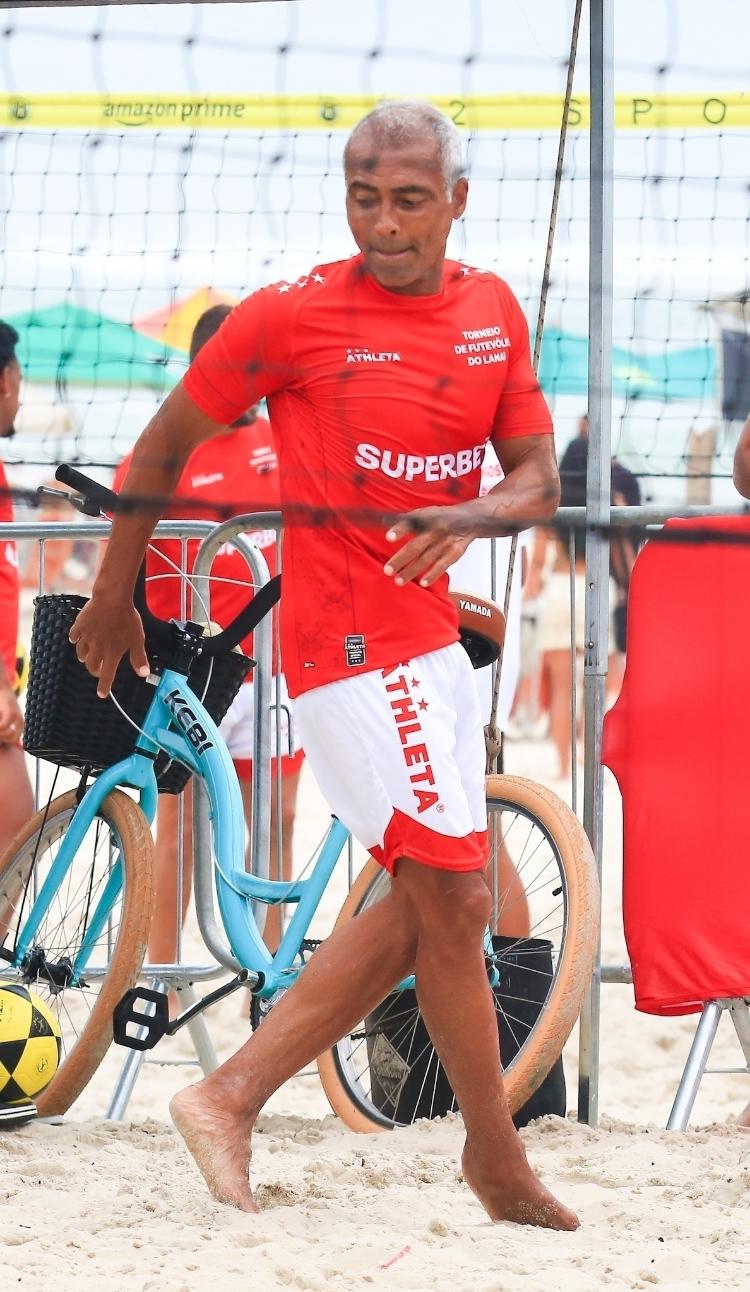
[114,305,303,963]
[0,323,35,866]
[69,103,577,1230]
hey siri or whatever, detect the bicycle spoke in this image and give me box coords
[0,804,128,1061]
[326,785,575,1128]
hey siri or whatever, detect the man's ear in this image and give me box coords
[452,177,469,220]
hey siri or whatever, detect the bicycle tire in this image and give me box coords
[0,788,155,1116]
[317,774,598,1132]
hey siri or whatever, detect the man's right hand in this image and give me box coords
[69,595,151,699]
[0,683,25,745]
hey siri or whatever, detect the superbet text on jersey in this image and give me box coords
[184,256,552,698]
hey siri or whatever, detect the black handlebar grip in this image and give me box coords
[55,464,119,514]
[200,573,282,655]
[56,462,171,644]
[55,462,282,656]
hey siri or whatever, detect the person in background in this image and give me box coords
[608,457,642,695]
[732,413,750,499]
[20,482,86,594]
[114,305,303,963]
[512,414,590,751]
[0,322,34,866]
[557,411,589,484]
[526,417,640,779]
[449,440,531,935]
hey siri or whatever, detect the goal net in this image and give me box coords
[1,0,748,505]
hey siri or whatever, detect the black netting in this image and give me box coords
[0,2,747,504]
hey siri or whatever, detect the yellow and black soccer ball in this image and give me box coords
[0,982,61,1103]
[13,641,29,697]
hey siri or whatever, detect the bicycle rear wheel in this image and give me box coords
[317,774,598,1131]
[0,788,154,1116]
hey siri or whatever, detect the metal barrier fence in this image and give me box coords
[4,512,280,1115]
[5,500,749,1121]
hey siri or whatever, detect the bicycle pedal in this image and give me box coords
[113,986,170,1051]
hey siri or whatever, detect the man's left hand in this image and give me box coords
[383,505,475,588]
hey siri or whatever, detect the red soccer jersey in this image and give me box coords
[183,256,552,697]
[0,457,19,684]
[114,417,279,661]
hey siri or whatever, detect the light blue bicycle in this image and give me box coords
[0,466,598,1131]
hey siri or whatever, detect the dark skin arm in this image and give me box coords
[733,416,750,500]
[69,382,230,697]
[383,432,560,588]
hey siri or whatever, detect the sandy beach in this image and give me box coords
[4,726,750,1292]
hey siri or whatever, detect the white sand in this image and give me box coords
[4,733,750,1290]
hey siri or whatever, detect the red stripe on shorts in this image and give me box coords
[369,808,488,876]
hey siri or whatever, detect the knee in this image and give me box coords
[448,878,492,941]
[404,868,492,943]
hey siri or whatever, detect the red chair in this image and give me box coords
[602,515,750,1126]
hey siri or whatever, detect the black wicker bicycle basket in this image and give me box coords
[23,594,253,794]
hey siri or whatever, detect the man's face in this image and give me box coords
[0,357,21,437]
[345,133,468,296]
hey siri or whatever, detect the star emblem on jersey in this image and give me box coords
[410,677,421,688]
[277,283,291,294]
[418,698,429,712]
[311,273,325,283]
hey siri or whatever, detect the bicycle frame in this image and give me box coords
[16,665,353,998]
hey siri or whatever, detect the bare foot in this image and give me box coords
[461,1139,580,1231]
[170,1084,259,1212]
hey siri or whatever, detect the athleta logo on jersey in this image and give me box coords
[346,346,401,364]
[454,326,511,368]
[344,634,366,667]
[355,442,484,482]
[383,666,440,814]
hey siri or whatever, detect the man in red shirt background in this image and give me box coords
[114,305,302,960]
[0,322,34,868]
[70,103,575,1230]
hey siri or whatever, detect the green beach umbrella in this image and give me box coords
[537,327,717,402]
[8,302,185,390]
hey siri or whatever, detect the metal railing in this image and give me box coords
[7,500,750,1120]
[5,512,279,1115]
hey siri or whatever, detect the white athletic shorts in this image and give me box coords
[293,642,488,875]
[219,673,304,777]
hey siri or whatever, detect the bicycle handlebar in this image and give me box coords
[55,463,281,658]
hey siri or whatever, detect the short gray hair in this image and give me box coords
[344,101,464,195]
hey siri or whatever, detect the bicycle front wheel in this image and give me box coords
[317,774,599,1132]
[0,788,154,1116]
